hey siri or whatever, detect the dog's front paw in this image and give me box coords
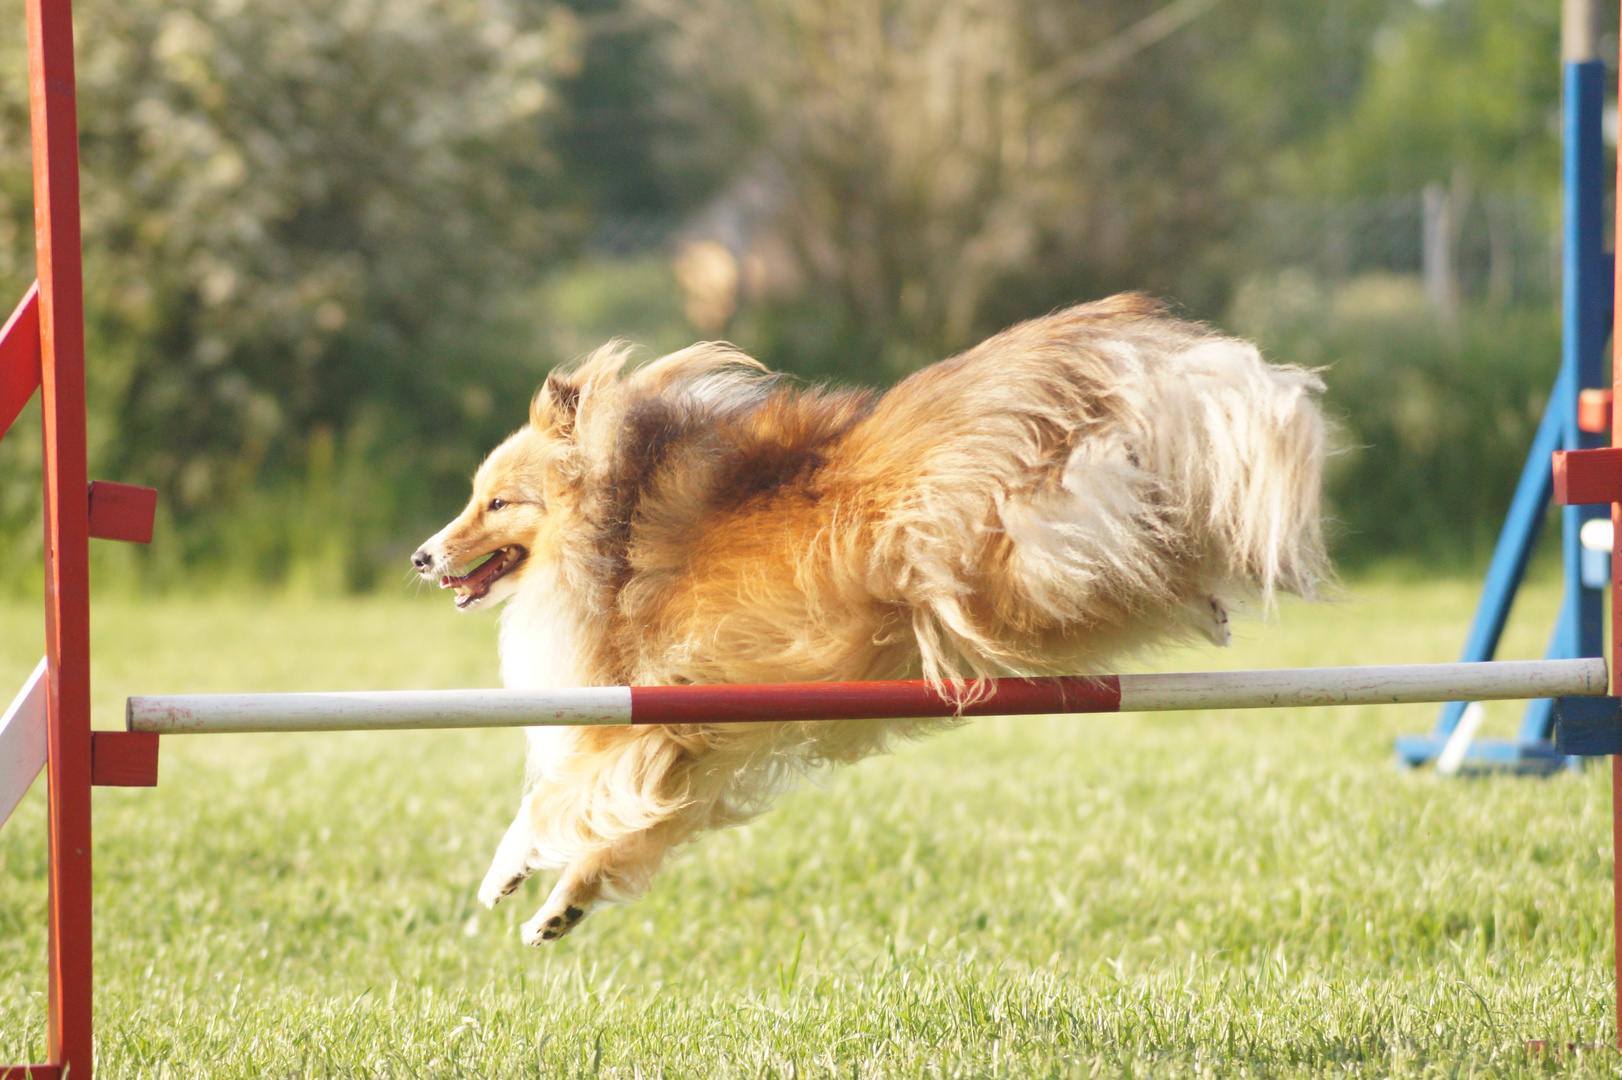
[477,865,530,910]
[480,795,547,909]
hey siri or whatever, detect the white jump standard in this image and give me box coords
[126,657,1611,735]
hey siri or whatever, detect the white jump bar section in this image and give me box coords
[0,657,49,828]
[129,686,633,734]
[128,658,1610,735]
[1116,658,1608,711]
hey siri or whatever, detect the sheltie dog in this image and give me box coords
[412,293,1327,945]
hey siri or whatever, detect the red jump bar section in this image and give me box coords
[1553,447,1622,505]
[89,731,158,787]
[0,1065,62,1079]
[0,282,40,441]
[630,675,1122,725]
[87,481,156,544]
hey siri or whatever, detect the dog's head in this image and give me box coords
[411,370,584,611]
[414,340,773,612]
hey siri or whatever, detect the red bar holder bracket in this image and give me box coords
[1553,447,1622,505]
[0,1064,62,1079]
[90,731,158,787]
[87,481,156,544]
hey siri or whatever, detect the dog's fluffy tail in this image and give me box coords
[867,303,1327,684]
[1125,336,1326,603]
[1011,329,1327,667]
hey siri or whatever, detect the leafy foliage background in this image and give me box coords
[0,0,1599,587]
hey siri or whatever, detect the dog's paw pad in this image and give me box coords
[477,873,528,910]
[522,900,591,945]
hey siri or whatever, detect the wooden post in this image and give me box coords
[1565,0,1599,62]
[1615,756,1622,1049]
[27,0,93,1073]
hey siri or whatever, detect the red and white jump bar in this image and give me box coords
[126,658,1610,734]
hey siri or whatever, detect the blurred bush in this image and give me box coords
[629,0,1394,368]
[0,0,586,588]
[1230,271,1560,567]
[0,0,1593,587]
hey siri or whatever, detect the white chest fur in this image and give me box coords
[497,567,590,690]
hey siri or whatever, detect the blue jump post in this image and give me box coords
[1394,4,1612,773]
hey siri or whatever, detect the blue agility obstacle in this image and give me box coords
[1394,48,1613,772]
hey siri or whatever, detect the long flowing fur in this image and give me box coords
[413,293,1327,943]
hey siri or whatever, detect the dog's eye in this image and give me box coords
[488,498,507,512]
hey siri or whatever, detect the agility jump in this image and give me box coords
[6,0,1622,1073]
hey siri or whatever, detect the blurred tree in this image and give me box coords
[1301,0,1562,199]
[0,0,584,579]
[613,0,1404,379]
[552,0,696,216]
[0,0,1584,580]
[1226,0,1594,565]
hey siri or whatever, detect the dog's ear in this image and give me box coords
[532,371,581,435]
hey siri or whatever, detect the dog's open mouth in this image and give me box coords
[440,547,527,608]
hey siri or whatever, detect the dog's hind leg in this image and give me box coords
[520,864,604,944]
[519,817,690,944]
[506,726,729,942]
[478,791,549,909]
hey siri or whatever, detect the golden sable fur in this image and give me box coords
[412,293,1327,944]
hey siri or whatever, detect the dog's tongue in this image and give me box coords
[440,549,507,591]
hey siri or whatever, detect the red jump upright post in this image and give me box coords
[1611,1,1622,1043]
[1608,6,1622,1036]
[29,0,93,1073]
[0,0,175,1070]
[1556,6,1622,1042]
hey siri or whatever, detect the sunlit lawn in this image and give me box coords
[0,571,1618,1076]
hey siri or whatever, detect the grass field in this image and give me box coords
[1,573,1619,1077]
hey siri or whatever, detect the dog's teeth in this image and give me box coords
[439,575,452,588]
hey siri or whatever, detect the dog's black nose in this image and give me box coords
[411,549,434,572]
